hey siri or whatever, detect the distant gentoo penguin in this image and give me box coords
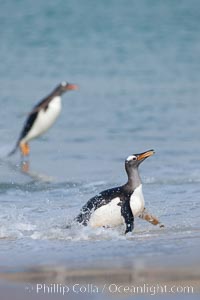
[75,150,164,234]
[9,82,78,156]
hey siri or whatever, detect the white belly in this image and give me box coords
[89,197,124,228]
[88,185,145,229]
[22,96,61,142]
[130,184,145,216]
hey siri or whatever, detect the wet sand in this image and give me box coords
[0,259,199,300]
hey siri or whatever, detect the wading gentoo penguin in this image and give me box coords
[9,82,78,157]
[75,150,164,234]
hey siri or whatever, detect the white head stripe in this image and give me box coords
[61,81,67,86]
[126,155,136,161]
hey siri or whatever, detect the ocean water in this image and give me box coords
[0,0,200,273]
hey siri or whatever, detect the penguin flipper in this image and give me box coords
[75,195,102,225]
[138,208,164,227]
[75,208,91,225]
[121,201,134,234]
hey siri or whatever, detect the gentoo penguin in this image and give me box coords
[9,82,78,157]
[75,150,164,234]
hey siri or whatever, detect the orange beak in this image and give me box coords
[137,149,155,161]
[66,83,79,91]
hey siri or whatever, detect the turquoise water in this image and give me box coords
[0,0,199,270]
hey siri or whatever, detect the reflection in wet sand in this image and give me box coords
[20,160,54,183]
[0,262,199,296]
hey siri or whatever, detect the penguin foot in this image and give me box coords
[20,142,30,156]
[139,209,163,227]
[144,215,160,225]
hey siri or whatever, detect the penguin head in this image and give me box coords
[125,149,155,169]
[58,81,79,94]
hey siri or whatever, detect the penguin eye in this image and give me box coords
[126,155,137,162]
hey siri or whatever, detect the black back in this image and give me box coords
[17,85,61,144]
[18,111,38,142]
[18,97,50,142]
[8,83,67,156]
[75,185,132,225]
[8,108,39,156]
